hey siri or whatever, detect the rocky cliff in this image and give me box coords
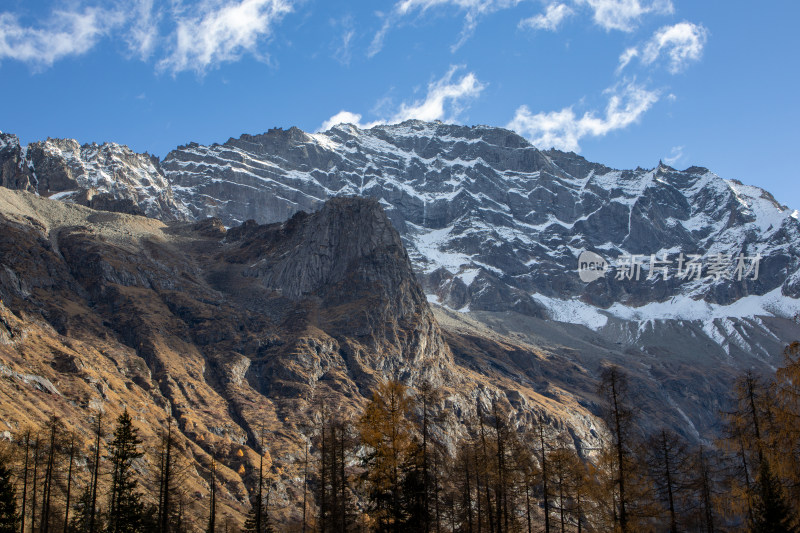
[0,132,189,220]
[0,189,603,525]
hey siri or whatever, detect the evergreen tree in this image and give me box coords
[243,430,273,533]
[750,459,798,533]
[107,409,147,533]
[243,488,273,533]
[0,463,18,533]
[71,486,105,533]
[207,454,217,533]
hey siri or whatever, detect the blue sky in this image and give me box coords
[1,0,797,208]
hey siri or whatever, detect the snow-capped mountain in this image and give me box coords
[160,121,800,335]
[3,121,800,442]
[3,122,799,361]
[0,132,189,220]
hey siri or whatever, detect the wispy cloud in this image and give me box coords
[576,0,673,32]
[157,0,293,74]
[125,0,160,60]
[331,16,355,66]
[617,21,707,74]
[0,7,122,69]
[519,3,574,32]
[507,80,659,151]
[369,0,521,57]
[616,46,638,73]
[318,65,485,131]
[663,145,683,166]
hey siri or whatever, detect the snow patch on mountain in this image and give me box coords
[532,294,609,329]
[533,286,800,334]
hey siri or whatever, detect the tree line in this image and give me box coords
[2,342,800,531]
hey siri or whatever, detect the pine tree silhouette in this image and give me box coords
[107,410,148,533]
[0,463,19,533]
[750,460,798,533]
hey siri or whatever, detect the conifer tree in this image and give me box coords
[750,459,798,533]
[71,486,104,533]
[644,429,691,533]
[244,429,273,533]
[358,380,416,531]
[547,437,590,533]
[40,414,59,533]
[207,453,217,533]
[30,434,41,533]
[0,462,18,533]
[156,419,181,533]
[88,412,103,533]
[107,409,147,533]
[19,429,31,533]
[63,432,78,533]
[772,340,800,510]
[597,365,653,532]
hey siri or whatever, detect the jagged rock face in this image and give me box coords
[7,123,799,342]
[0,190,604,526]
[160,121,800,312]
[0,134,190,220]
[0,133,35,192]
[222,196,454,384]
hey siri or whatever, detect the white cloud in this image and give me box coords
[318,65,485,131]
[369,0,521,56]
[332,16,355,66]
[0,7,121,68]
[616,46,638,73]
[507,80,659,151]
[519,3,574,31]
[158,0,293,74]
[576,0,673,32]
[663,145,683,166]
[126,0,160,60]
[617,21,708,75]
[641,21,708,73]
[319,111,369,132]
[390,65,485,122]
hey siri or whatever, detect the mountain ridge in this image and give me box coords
[3,121,799,335]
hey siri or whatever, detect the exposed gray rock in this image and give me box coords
[160,121,800,317]
[0,133,35,192]
[1,135,190,221]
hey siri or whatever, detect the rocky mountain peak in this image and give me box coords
[0,132,34,192]
[227,197,406,299]
[0,135,190,220]
[223,196,453,378]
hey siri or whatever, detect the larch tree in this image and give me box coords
[358,379,417,532]
[598,365,649,533]
[644,429,691,533]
